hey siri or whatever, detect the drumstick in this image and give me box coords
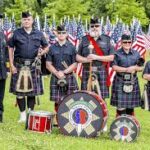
[87,43,93,91]
[61,61,76,77]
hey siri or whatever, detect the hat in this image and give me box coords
[22,11,32,18]
[90,17,100,24]
[57,25,66,31]
[121,34,131,40]
[0,14,3,19]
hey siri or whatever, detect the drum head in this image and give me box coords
[110,115,139,142]
[29,111,54,117]
[57,91,105,137]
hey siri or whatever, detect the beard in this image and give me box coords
[89,30,100,38]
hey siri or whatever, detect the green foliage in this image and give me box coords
[106,0,149,26]
[1,0,150,26]
[89,0,110,18]
[43,0,90,22]
[4,0,29,25]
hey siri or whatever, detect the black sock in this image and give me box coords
[126,108,134,115]
[27,96,35,110]
[17,97,26,112]
[117,109,126,116]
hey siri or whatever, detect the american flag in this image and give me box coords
[105,16,112,36]
[111,22,123,50]
[132,24,146,56]
[67,19,77,46]
[75,20,85,78]
[3,15,12,40]
[34,15,41,31]
[143,24,150,50]
[11,17,16,32]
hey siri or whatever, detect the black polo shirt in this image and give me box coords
[8,28,48,59]
[46,41,77,71]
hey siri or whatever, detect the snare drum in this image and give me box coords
[57,91,108,137]
[110,115,140,142]
[26,111,55,133]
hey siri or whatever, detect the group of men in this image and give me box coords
[0,11,149,133]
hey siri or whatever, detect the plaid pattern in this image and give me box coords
[81,65,109,99]
[10,62,43,96]
[50,73,78,104]
[146,84,150,110]
[111,75,141,108]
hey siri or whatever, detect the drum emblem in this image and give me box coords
[57,91,108,137]
[110,115,140,142]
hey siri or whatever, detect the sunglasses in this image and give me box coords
[122,41,132,44]
[90,24,100,28]
[57,31,67,35]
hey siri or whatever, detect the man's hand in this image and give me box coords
[11,65,17,74]
[126,66,137,74]
[87,54,98,61]
[55,71,65,79]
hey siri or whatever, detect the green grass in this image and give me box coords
[0,67,150,150]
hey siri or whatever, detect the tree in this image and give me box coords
[43,0,90,22]
[106,0,149,26]
[5,0,29,25]
[89,0,110,18]
[89,0,149,26]
[136,0,150,19]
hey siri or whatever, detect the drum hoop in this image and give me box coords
[29,111,55,117]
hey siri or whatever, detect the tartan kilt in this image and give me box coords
[110,75,141,108]
[50,73,78,104]
[81,65,109,99]
[146,84,150,110]
[10,62,43,96]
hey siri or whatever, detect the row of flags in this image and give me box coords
[1,14,150,84]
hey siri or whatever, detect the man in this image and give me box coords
[76,17,114,132]
[8,11,49,123]
[46,25,78,113]
[0,14,7,122]
[111,34,143,117]
[76,17,114,99]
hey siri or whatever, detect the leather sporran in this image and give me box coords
[57,77,68,88]
[123,74,133,93]
[16,66,33,92]
[123,84,133,93]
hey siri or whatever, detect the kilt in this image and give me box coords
[146,84,150,110]
[50,73,78,104]
[81,65,109,99]
[10,62,43,96]
[110,75,141,108]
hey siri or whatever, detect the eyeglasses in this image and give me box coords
[122,41,132,44]
[90,24,100,28]
[57,31,67,35]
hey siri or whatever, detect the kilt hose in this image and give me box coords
[81,65,109,99]
[50,73,78,104]
[111,75,141,109]
[10,62,43,96]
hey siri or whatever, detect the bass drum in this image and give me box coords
[57,91,108,138]
[110,115,140,142]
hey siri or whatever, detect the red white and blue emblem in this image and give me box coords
[110,115,140,142]
[57,91,107,137]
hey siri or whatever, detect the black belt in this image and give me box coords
[15,58,35,65]
[116,73,137,78]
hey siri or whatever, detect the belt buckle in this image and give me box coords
[92,67,98,72]
[24,60,31,66]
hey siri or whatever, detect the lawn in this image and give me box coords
[0,66,150,150]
